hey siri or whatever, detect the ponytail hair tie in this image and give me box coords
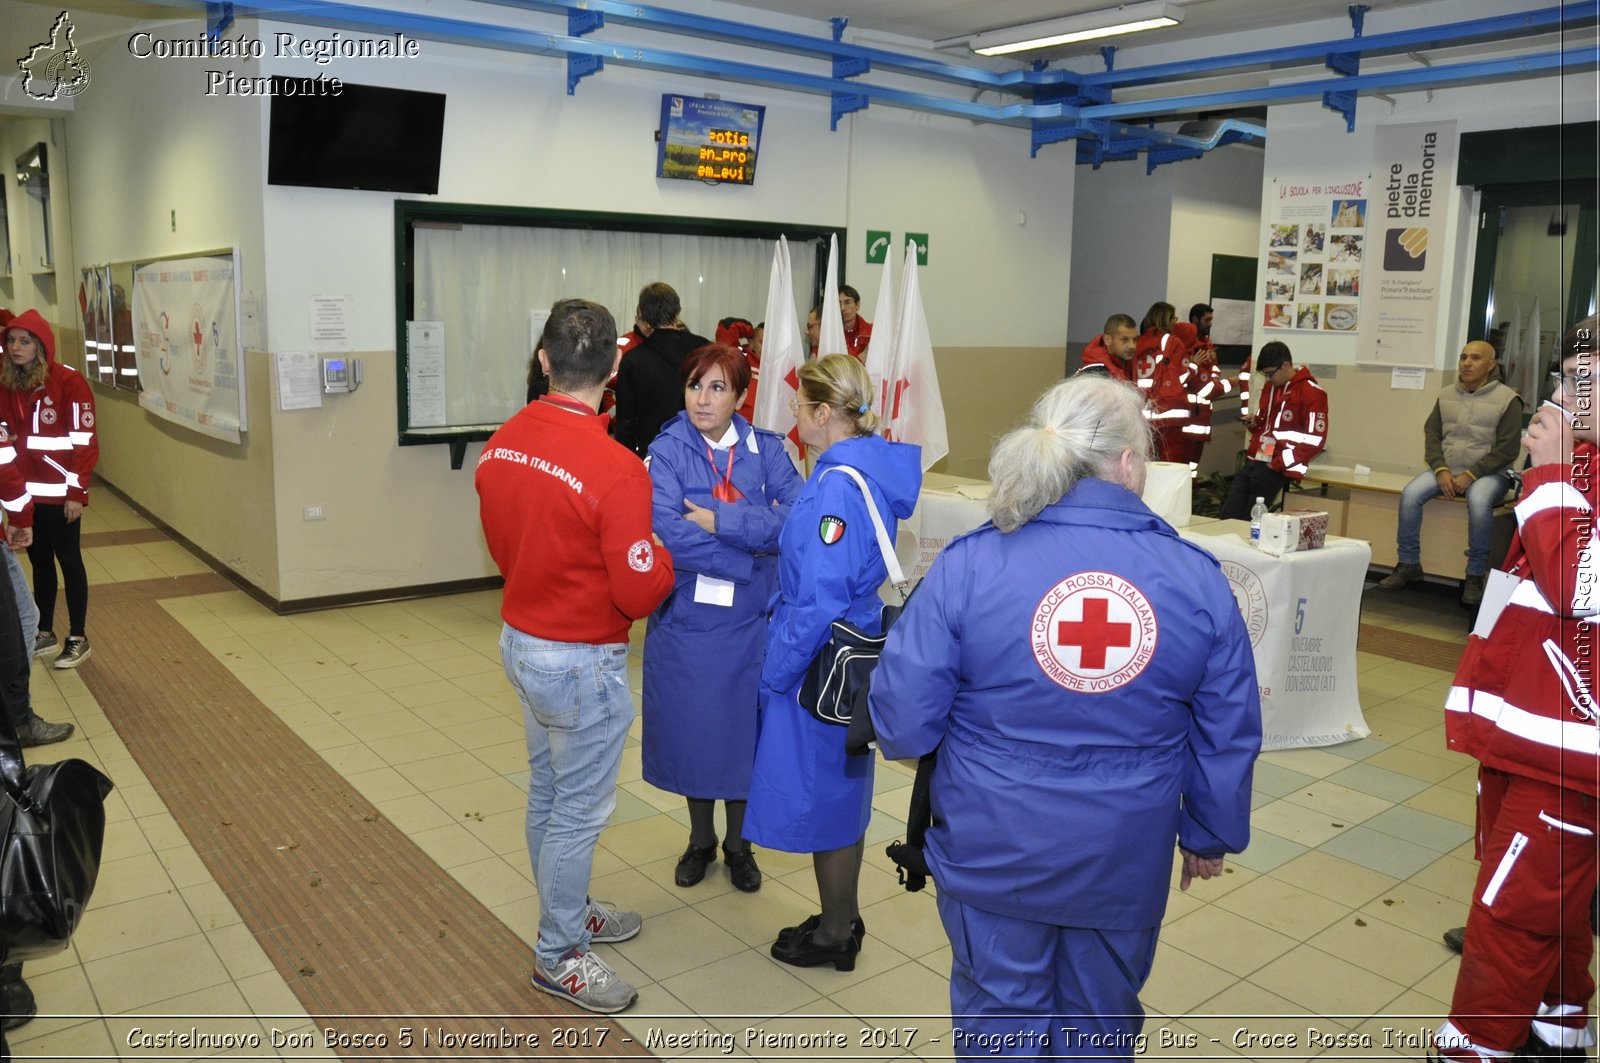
[857,401,870,414]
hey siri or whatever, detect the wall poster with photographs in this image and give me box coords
[1260,175,1368,333]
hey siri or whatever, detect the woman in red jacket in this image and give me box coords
[1,311,97,669]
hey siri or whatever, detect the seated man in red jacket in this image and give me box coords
[1220,341,1328,519]
[1076,314,1138,381]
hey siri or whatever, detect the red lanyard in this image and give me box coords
[706,441,743,503]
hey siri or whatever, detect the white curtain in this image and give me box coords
[413,223,817,429]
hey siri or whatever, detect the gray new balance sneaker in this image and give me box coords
[584,900,642,943]
[16,716,73,747]
[532,948,638,1014]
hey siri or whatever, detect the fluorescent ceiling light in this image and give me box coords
[970,2,1184,56]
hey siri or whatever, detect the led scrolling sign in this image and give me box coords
[657,93,766,186]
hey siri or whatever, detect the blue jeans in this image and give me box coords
[6,549,37,649]
[499,625,634,967]
[1396,469,1509,576]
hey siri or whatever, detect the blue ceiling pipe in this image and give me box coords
[1082,2,1596,89]
[197,0,1596,168]
[1077,48,1598,123]
[467,0,1097,93]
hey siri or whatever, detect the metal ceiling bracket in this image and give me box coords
[1349,4,1370,38]
[1325,51,1359,76]
[1147,143,1204,174]
[831,92,868,130]
[1101,46,1117,72]
[1031,120,1081,156]
[1322,89,1357,131]
[568,9,602,36]
[567,52,602,94]
[834,55,870,78]
[831,16,847,42]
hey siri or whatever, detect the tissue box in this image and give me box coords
[1258,510,1329,555]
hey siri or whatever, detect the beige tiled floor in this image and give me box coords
[7,494,1591,1060]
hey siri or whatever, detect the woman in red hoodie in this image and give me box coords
[1,310,98,669]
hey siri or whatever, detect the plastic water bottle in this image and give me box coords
[1249,497,1266,546]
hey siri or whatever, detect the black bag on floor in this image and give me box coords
[0,715,113,963]
[798,465,911,728]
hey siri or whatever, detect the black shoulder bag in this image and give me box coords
[0,714,114,963]
[797,465,911,729]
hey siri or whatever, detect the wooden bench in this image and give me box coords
[1284,464,1515,578]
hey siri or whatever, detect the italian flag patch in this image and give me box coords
[818,516,846,545]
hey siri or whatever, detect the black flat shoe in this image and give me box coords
[776,914,866,947]
[723,845,762,892]
[770,925,859,972]
[674,842,717,887]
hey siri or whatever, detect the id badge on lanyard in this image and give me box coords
[708,443,743,504]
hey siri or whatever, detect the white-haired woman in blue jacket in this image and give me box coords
[869,374,1262,1062]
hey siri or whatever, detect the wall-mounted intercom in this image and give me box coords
[322,356,362,394]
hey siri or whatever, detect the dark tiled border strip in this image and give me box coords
[76,582,653,1057]
[1357,622,1466,673]
[80,528,171,549]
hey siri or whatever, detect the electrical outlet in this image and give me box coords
[304,505,326,521]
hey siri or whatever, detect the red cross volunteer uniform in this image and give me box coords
[869,476,1261,1061]
[1438,442,1600,1059]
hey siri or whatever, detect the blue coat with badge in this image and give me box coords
[744,433,923,853]
[869,477,1260,930]
[642,412,805,800]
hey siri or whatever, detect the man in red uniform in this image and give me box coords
[477,299,674,1014]
[839,285,871,360]
[1076,313,1139,381]
[1432,318,1600,1062]
[1220,342,1328,519]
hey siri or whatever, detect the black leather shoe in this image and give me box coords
[723,845,762,893]
[0,969,35,1031]
[1442,926,1465,954]
[776,914,866,947]
[770,925,859,972]
[674,842,717,887]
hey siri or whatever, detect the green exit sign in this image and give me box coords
[905,233,929,265]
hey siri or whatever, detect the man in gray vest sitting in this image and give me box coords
[1377,339,1522,606]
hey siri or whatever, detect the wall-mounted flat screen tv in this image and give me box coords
[657,94,765,186]
[268,79,446,194]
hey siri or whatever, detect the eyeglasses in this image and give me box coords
[788,397,822,413]
[1551,371,1595,391]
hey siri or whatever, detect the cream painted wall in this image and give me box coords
[69,10,1076,602]
[60,29,277,592]
[1067,161,1173,353]
[933,347,1066,480]
[1166,147,1267,315]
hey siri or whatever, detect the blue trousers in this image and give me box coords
[939,892,1160,1062]
[1396,469,1509,576]
[498,625,634,967]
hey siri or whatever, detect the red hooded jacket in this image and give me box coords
[0,310,97,506]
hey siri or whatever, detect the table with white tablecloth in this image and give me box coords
[1179,520,1371,749]
[898,463,1193,584]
